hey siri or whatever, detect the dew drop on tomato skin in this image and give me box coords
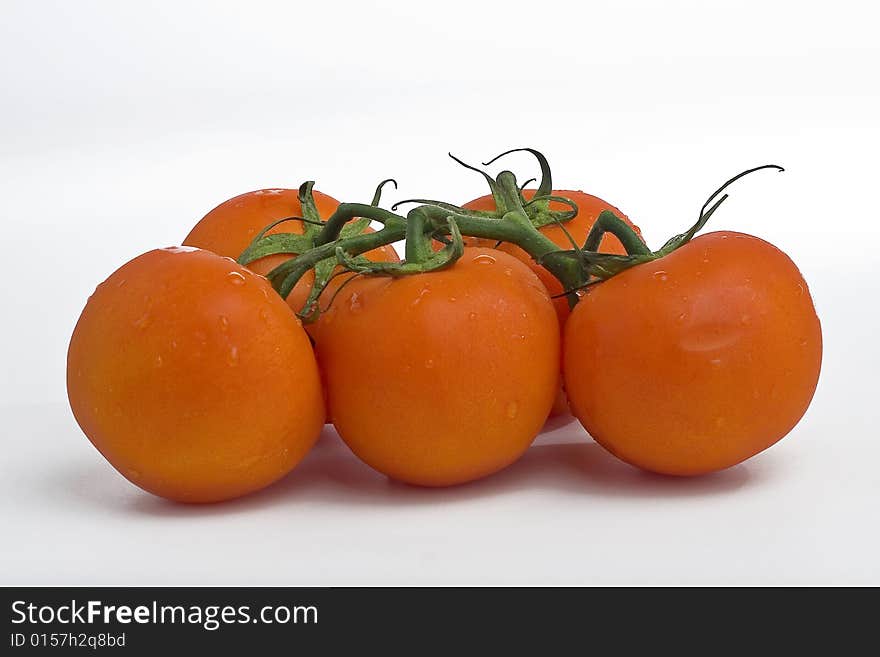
[227,271,246,285]
[472,253,497,266]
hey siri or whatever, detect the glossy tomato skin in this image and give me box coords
[317,248,560,486]
[183,188,399,324]
[563,231,822,476]
[67,247,325,503]
[462,189,640,326]
[462,189,638,419]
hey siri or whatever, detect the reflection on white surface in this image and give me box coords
[1,401,876,585]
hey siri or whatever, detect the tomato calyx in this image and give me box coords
[236,181,385,322]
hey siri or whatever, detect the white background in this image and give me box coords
[1,0,878,585]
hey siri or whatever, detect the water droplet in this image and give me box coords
[164,245,199,254]
[227,346,239,366]
[133,313,151,329]
[473,254,496,266]
[218,315,229,331]
[468,312,477,320]
[653,271,668,282]
[504,267,513,276]
[676,313,686,323]
[116,279,127,287]
[720,234,729,240]
[411,288,430,306]
[227,271,246,285]
[796,284,805,296]
[170,339,178,349]
[506,401,519,419]
[799,338,808,347]
[521,312,528,319]
[349,292,362,312]
[424,359,435,369]
[709,358,722,367]
[154,354,163,367]
[259,308,270,323]
[449,297,457,303]
[740,314,751,325]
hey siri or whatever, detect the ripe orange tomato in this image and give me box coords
[183,188,399,324]
[67,247,325,502]
[317,248,560,486]
[563,231,822,476]
[461,189,639,417]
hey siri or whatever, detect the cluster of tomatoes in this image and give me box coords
[67,151,822,503]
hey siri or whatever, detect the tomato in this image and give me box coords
[460,189,639,418]
[67,247,325,502]
[462,189,641,326]
[563,231,822,476]
[183,188,399,325]
[316,247,560,486]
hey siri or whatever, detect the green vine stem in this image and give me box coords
[237,150,784,321]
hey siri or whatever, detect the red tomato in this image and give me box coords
[67,247,325,502]
[461,189,640,418]
[563,231,822,475]
[317,248,560,486]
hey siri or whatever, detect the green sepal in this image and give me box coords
[237,232,314,265]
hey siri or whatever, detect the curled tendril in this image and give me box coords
[391,198,466,213]
[699,164,784,222]
[448,152,504,209]
[482,148,552,197]
[523,194,579,219]
[297,181,324,227]
[530,197,582,254]
[371,178,398,207]
[519,177,537,193]
[657,164,785,255]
